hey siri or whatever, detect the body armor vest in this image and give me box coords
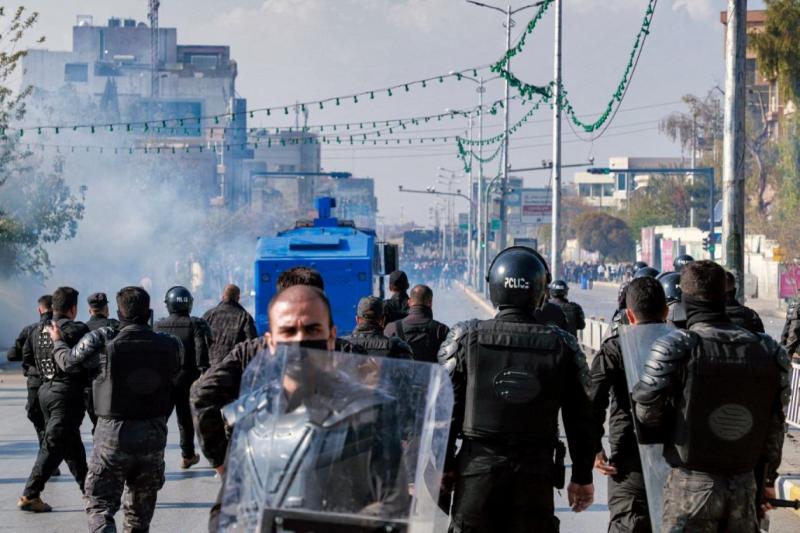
[93,326,178,419]
[671,324,778,474]
[552,300,581,336]
[345,333,391,357]
[395,320,439,363]
[34,319,67,380]
[463,320,565,445]
[154,314,198,371]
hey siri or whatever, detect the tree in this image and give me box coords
[574,212,634,262]
[749,0,800,104]
[0,7,85,277]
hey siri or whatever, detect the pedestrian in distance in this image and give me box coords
[202,283,257,368]
[439,246,595,532]
[590,276,668,533]
[154,285,211,469]
[50,286,181,532]
[384,284,449,363]
[18,287,90,513]
[632,260,790,532]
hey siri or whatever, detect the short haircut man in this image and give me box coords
[52,287,80,315]
[276,266,325,291]
[38,295,53,312]
[87,293,109,316]
[625,277,667,323]
[266,285,336,353]
[681,260,725,302]
[268,285,334,329]
[409,285,433,307]
[222,284,240,303]
[116,287,150,321]
[356,296,385,324]
[388,271,409,293]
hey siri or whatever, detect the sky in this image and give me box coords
[19,0,766,224]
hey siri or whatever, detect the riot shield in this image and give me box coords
[619,323,675,533]
[218,345,454,533]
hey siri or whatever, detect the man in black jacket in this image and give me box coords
[589,276,667,533]
[154,286,211,469]
[8,295,52,451]
[632,261,788,531]
[343,296,413,359]
[84,292,120,431]
[384,270,410,323]
[202,284,257,367]
[51,286,181,532]
[548,280,586,337]
[724,271,764,334]
[384,284,449,363]
[18,287,90,513]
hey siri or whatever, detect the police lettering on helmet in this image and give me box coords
[486,246,549,309]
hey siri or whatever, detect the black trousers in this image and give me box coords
[608,468,652,533]
[23,381,87,498]
[25,377,46,446]
[449,441,560,533]
[170,376,199,458]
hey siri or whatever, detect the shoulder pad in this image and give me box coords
[766,336,792,372]
[639,330,695,389]
[75,326,116,353]
[551,326,580,353]
[437,319,478,368]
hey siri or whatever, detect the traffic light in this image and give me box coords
[702,236,709,251]
[586,167,612,175]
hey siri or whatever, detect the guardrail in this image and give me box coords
[578,317,610,355]
[789,362,800,429]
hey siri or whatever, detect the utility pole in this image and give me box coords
[723,0,747,301]
[499,5,512,252]
[550,0,562,278]
[148,0,160,98]
[477,78,485,291]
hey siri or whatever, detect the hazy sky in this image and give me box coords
[20,0,765,223]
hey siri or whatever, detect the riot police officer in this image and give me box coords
[154,286,211,469]
[724,271,764,334]
[51,286,181,531]
[632,260,789,531]
[548,280,586,336]
[9,295,52,452]
[384,284,449,363]
[86,292,120,331]
[18,287,90,513]
[342,296,413,359]
[659,272,686,329]
[439,247,595,532]
[384,270,410,323]
[673,254,694,271]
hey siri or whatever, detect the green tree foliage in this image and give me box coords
[622,174,701,236]
[0,7,85,277]
[749,0,800,103]
[574,211,634,262]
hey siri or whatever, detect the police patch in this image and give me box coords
[493,368,539,404]
[708,404,753,441]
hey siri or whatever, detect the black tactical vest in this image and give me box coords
[344,333,391,357]
[154,314,198,372]
[34,319,69,380]
[463,320,565,445]
[552,300,580,336]
[93,326,178,419]
[395,320,439,363]
[671,324,779,474]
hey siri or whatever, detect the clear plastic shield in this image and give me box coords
[218,345,454,533]
[619,323,675,533]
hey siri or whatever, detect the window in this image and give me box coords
[64,63,88,82]
[578,184,591,197]
[603,183,614,197]
[617,172,627,191]
[189,54,218,69]
[591,184,602,197]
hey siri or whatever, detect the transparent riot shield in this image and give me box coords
[619,323,675,533]
[218,345,454,533]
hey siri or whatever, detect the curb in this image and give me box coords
[455,282,495,316]
[776,474,800,518]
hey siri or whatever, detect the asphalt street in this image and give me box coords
[0,282,795,531]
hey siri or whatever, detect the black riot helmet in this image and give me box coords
[634,266,660,279]
[633,261,648,270]
[549,279,569,298]
[487,246,549,309]
[659,272,682,305]
[673,254,694,271]
[165,285,194,314]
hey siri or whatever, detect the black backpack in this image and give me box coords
[395,320,441,363]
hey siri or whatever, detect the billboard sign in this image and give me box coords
[520,188,552,224]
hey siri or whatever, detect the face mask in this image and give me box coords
[276,339,330,352]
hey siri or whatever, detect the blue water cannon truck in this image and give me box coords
[254,197,398,335]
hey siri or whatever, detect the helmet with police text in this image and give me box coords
[165,286,193,314]
[673,254,694,271]
[659,272,682,304]
[549,279,569,298]
[487,246,549,309]
[634,266,660,279]
[633,261,648,271]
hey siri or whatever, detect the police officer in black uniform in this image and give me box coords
[51,286,181,531]
[343,296,413,359]
[384,270,411,323]
[18,287,90,513]
[384,284,449,363]
[632,260,789,531]
[439,247,595,532]
[154,286,211,469]
[724,271,765,334]
[8,295,52,452]
[548,280,586,337]
[672,254,694,272]
[659,272,686,329]
[84,292,120,431]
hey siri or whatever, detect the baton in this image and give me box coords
[767,498,800,509]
